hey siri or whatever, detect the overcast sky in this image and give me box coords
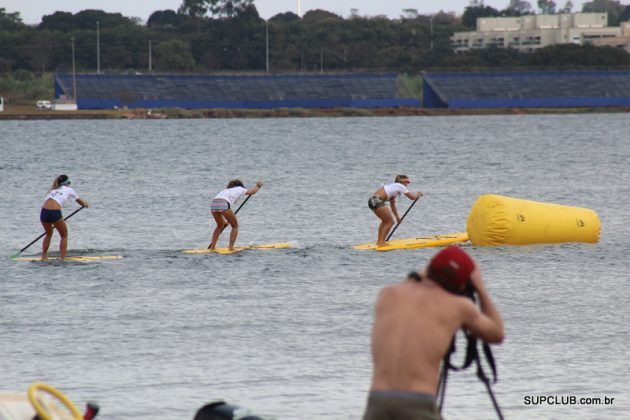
[3,0,595,25]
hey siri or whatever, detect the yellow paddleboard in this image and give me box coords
[182,242,293,254]
[353,233,469,251]
[13,255,123,261]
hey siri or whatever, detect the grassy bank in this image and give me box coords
[3,102,630,120]
[0,72,54,104]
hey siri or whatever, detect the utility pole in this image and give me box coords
[320,48,323,73]
[96,21,100,73]
[71,37,77,101]
[149,40,152,72]
[265,20,269,72]
[430,15,435,50]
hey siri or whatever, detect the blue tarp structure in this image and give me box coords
[54,73,419,109]
[423,71,630,109]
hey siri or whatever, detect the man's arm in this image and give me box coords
[463,268,504,344]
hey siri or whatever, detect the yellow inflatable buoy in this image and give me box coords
[466,194,600,246]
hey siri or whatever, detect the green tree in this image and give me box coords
[558,1,574,13]
[462,5,500,29]
[507,0,533,14]
[401,9,419,20]
[26,30,55,73]
[525,43,630,66]
[537,0,557,14]
[148,10,188,27]
[270,12,300,23]
[0,7,24,31]
[155,39,196,70]
[99,25,146,70]
[302,9,343,23]
[210,0,254,18]
[178,0,208,17]
[39,12,75,31]
[582,0,625,25]
[39,10,137,31]
[178,0,254,18]
[74,10,137,29]
[3,2,630,76]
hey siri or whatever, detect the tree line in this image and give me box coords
[1,0,630,77]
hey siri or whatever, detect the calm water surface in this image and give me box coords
[1,114,629,419]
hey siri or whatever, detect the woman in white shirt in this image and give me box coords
[368,175,423,247]
[40,175,89,260]
[209,179,263,251]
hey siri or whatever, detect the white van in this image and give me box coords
[36,100,52,111]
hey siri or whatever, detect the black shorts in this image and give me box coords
[40,208,62,223]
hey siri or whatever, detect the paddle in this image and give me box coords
[386,196,420,241]
[12,206,85,258]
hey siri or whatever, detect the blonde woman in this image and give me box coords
[369,175,422,247]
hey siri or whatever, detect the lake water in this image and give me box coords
[1,114,629,419]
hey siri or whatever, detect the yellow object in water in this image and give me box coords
[182,242,293,254]
[13,255,123,261]
[353,233,469,251]
[466,194,600,246]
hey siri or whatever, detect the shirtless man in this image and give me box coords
[364,246,504,420]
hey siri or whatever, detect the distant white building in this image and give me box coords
[590,21,630,52]
[451,13,628,52]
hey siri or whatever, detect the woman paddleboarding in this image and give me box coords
[209,179,263,251]
[40,175,89,260]
[368,175,423,247]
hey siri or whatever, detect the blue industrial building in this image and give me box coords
[54,73,419,110]
[423,71,630,109]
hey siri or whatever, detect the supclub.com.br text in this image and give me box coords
[524,395,615,406]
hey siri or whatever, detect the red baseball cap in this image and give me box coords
[428,246,475,292]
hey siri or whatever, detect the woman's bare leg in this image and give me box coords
[374,207,394,247]
[54,219,68,260]
[41,221,54,260]
[209,212,227,250]
[222,210,239,251]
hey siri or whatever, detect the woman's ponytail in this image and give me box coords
[50,175,69,192]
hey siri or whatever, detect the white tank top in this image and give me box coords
[383,182,409,199]
[44,186,79,207]
[214,186,247,205]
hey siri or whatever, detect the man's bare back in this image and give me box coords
[364,246,504,420]
[370,276,480,395]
